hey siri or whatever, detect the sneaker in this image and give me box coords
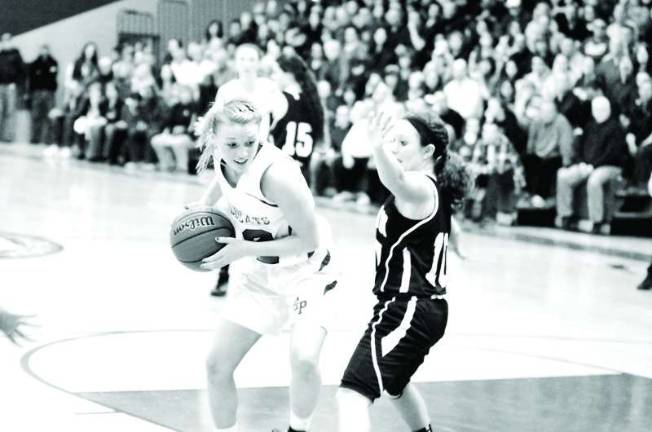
[530,195,546,208]
[43,144,58,157]
[637,276,652,290]
[59,147,72,158]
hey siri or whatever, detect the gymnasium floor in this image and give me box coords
[1,143,651,432]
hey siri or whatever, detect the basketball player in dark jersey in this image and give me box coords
[270,54,325,186]
[337,110,470,432]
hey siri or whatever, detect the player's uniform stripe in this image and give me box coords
[370,299,394,394]
[381,296,417,357]
[399,248,412,293]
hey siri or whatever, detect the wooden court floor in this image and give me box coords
[1,144,651,431]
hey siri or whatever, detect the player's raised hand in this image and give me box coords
[0,309,37,346]
[368,111,394,149]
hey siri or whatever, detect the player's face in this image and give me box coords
[215,121,261,173]
[388,120,428,171]
[235,46,260,76]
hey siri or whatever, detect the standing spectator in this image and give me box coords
[556,96,628,233]
[69,42,100,88]
[443,59,485,120]
[0,33,25,142]
[27,44,57,145]
[523,100,574,206]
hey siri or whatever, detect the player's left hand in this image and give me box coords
[200,237,249,270]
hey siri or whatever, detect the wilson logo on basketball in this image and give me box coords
[173,217,216,236]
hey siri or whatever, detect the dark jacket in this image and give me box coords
[579,117,627,168]
[28,55,58,92]
[0,48,24,84]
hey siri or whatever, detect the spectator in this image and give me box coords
[443,59,485,120]
[471,121,524,225]
[523,100,574,206]
[74,81,107,161]
[426,91,465,144]
[0,33,25,142]
[47,80,85,158]
[101,81,125,163]
[204,19,224,44]
[556,96,628,232]
[584,18,609,61]
[627,75,652,188]
[27,44,58,145]
[124,85,163,169]
[70,42,100,88]
[150,84,197,173]
[636,172,652,290]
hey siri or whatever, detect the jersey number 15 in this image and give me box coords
[282,121,313,158]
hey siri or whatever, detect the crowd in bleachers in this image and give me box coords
[2,0,652,233]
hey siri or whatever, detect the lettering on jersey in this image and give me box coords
[229,206,271,226]
[173,216,215,236]
[293,297,308,315]
[376,207,388,237]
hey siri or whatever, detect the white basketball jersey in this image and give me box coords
[215,143,292,247]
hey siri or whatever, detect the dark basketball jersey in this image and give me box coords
[272,91,317,168]
[373,175,450,297]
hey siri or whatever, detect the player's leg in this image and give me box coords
[336,387,372,432]
[288,314,327,431]
[388,383,432,431]
[206,318,261,430]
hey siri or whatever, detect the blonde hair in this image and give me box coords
[196,98,262,173]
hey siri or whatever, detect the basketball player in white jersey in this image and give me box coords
[194,99,336,432]
[210,43,288,296]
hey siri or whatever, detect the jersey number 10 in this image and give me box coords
[282,121,313,158]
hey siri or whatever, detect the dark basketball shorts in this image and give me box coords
[340,296,448,401]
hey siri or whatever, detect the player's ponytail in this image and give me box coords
[196,99,262,173]
[405,113,471,212]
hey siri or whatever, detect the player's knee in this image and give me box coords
[205,351,236,382]
[290,350,320,376]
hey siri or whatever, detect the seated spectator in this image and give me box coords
[47,80,85,158]
[626,75,652,188]
[426,91,465,144]
[73,81,107,161]
[150,84,197,173]
[523,100,574,206]
[124,85,164,169]
[101,81,124,162]
[556,96,628,232]
[470,122,524,225]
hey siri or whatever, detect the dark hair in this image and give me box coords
[277,53,325,145]
[405,113,471,212]
[205,20,224,40]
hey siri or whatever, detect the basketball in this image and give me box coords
[170,207,235,271]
